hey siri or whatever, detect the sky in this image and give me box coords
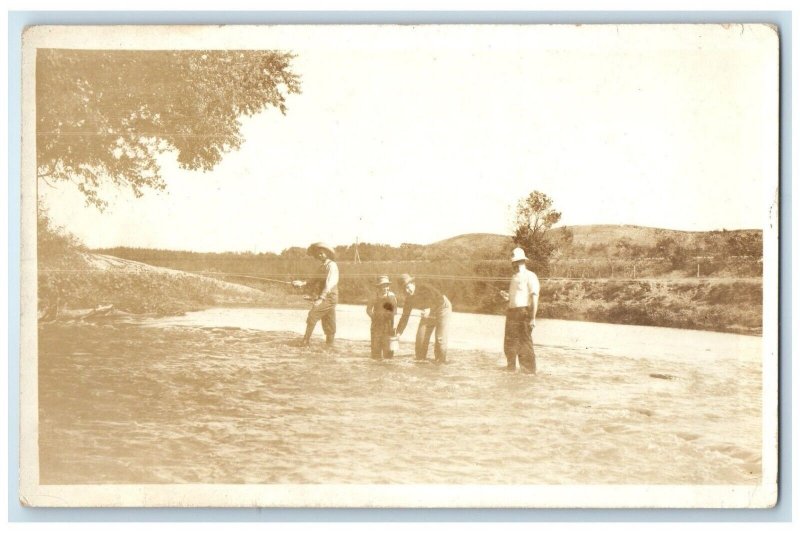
[37,24,778,253]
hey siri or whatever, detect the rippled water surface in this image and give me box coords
[39,306,762,485]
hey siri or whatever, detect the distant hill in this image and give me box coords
[96,224,762,265]
[427,225,762,258]
[426,233,512,258]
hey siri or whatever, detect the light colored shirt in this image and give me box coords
[508,268,540,309]
[319,259,339,298]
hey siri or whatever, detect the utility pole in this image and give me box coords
[354,237,361,264]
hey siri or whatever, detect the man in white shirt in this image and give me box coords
[301,242,340,348]
[500,247,540,373]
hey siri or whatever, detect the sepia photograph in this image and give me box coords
[19,23,779,507]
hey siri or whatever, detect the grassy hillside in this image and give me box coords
[429,225,762,258]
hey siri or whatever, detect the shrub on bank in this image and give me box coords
[39,270,218,316]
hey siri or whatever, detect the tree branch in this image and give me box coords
[38,175,58,188]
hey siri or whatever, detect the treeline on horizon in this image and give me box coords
[39,215,764,329]
[94,226,763,269]
[91,226,763,313]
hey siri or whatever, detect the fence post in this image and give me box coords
[633,264,636,279]
[697,263,700,278]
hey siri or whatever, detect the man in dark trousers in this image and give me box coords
[500,247,540,373]
[396,273,452,363]
[301,242,339,348]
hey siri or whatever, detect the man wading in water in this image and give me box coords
[396,273,451,364]
[301,242,339,348]
[499,247,540,373]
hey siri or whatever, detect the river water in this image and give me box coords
[144,304,762,366]
[38,305,763,485]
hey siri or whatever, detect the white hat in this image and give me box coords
[510,247,528,262]
[307,242,336,259]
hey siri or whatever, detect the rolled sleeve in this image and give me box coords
[529,272,540,296]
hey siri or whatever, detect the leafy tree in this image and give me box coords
[725,232,763,258]
[37,49,301,209]
[615,237,635,259]
[398,243,424,260]
[655,236,689,270]
[615,237,646,260]
[38,204,85,262]
[510,191,562,275]
[280,247,307,259]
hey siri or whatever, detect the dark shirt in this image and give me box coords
[397,282,446,335]
[367,291,398,324]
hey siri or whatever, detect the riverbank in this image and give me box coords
[333,277,763,336]
[38,252,302,319]
[536,278,763,336]
[38,252,762,335]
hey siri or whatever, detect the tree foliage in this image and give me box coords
[38,204,85,263]
[655,236,689,269]
[510,191,562,274]
[614,237,647,260]
[37,49,302,209]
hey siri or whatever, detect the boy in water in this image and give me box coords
[366,275,398,359]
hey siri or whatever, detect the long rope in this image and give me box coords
[37,268,753,283]
[37,269,512,283]
[190,271,295,284]
[192,271,513,283]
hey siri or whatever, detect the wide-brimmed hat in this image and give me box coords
[399,273,415,287]
[510,247,528,262]
[307,242,336,259]
[376,275,391,286]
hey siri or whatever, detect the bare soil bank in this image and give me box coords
[38,253,762,335]
[37,252,299,319]
[535,278,762,336]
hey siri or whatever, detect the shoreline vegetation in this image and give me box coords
[38,251,763,336]
[38,214,762,335]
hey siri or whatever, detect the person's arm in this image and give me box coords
[396,297,412,336]
[366,296,375,318]
[319,261,339,299]
[529,273,540,327]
